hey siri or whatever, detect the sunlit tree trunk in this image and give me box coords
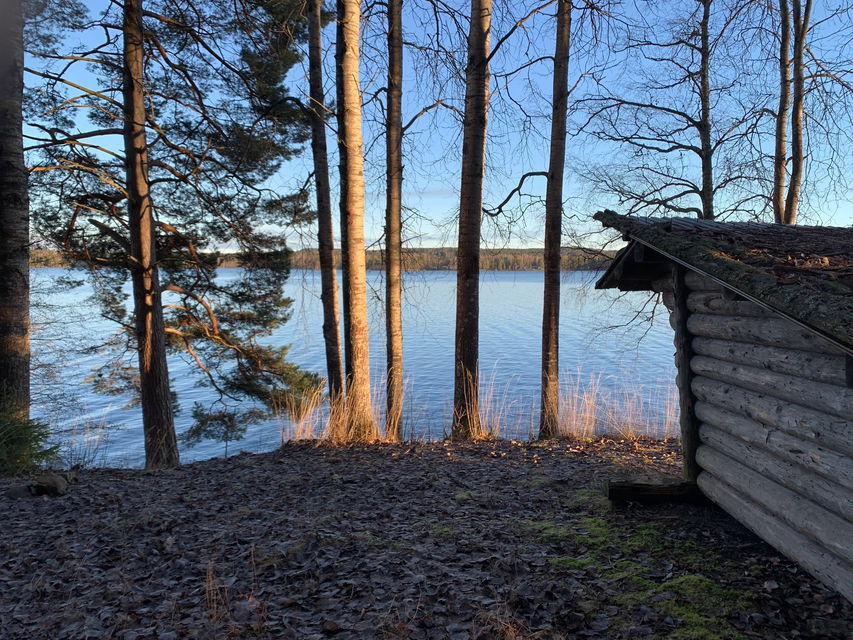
[338,0,376,439]
[452,0,491,440]
[336,0,352,383]
[784,0,811,225]
[307,0,343,401]
[0,0,29,417]
[538,0,571,440]
[385,0,404,441]
[773,0,791,224]
[122,0,179,468]
[698,0,714,221]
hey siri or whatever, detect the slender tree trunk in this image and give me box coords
[784,0,811,225]
[307,0,343,401]
[336,0,352,383]
[0,0,29,417]
[697,0,714,221]
[538,0,571,440]
[773,0,791,224]
[385,0,404,441]
[122,0,179,468]
[452,0,491,440]
[338,0,376,439]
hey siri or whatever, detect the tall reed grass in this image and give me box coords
[277,367,678,445]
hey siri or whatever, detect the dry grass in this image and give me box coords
[276,369,678,447]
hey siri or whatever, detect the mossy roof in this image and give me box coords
[594,210,853,353]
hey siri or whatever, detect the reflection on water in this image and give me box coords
[32,269,677,467]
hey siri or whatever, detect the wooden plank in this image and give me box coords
[692,337,848,387]
[691,355,853,420]
[673,266,700,481]
[606,480,708,505]
[695,402,853,492]
[698,446,853,564]
[698,471,853,603]
[699,423,853,522]
[692,376,853,457]
[686,291,774,318]
[687,313,845,356]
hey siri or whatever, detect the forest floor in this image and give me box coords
[1,438,851,640]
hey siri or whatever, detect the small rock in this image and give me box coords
[322,620,341,634]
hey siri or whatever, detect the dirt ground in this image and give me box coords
[1,439,851,639]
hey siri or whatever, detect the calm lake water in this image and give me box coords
[32,269,678,467]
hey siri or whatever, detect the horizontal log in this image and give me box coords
[698,471,853,604]
[698,446,853,564]
[695,401,853,492]
[691,355,853,419]
[606,480,708,505]
[692,337,848,387]
[684,271,724,292]
[687,314,845,356]
[692,377,853,457]
[686,292,773,318]
[699,423,853,522]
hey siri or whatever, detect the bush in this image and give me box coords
[0,407,58,473]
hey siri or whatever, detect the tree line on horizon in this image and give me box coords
[30,247,616,271]
[0,0,850,469]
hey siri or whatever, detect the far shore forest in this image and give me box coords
[30,248,616,272]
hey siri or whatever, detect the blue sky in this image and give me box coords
[27,0,853,252]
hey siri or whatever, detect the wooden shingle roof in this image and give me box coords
[593,210,853,354]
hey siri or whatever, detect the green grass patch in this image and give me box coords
[609,574,751,640]
[429,524,460,540]
[525,475,553,489]
[623,523,665,553]
[547,556,592,570]
[519,519,574,542]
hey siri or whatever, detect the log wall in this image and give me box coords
[678,271,853,602]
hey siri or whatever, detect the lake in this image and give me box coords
[31,269,678,467]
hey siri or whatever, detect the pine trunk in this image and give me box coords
[122,0,179,468]
[538,0,571,440]
[338,0,376,439]
[385,0,404,441]
[307,0,343,401]
[0,0,29,417]
[452,0,491,440]
[773,0,791,224]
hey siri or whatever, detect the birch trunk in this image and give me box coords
[452,0,491,440]
[385,0,404,441]
[784,0,812,225]
[538,0,571,439]
[307,0,343,401]
[338,0,376,439]
[774,0,791,223]
[698,0,714,220]
[0,0,29,417]
[122,0,179,468]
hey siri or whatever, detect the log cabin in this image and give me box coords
[594,210,853,602]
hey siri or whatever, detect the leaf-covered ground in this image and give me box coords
[1,439,851,639]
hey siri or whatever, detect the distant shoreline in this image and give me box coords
[31,247,615,271]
